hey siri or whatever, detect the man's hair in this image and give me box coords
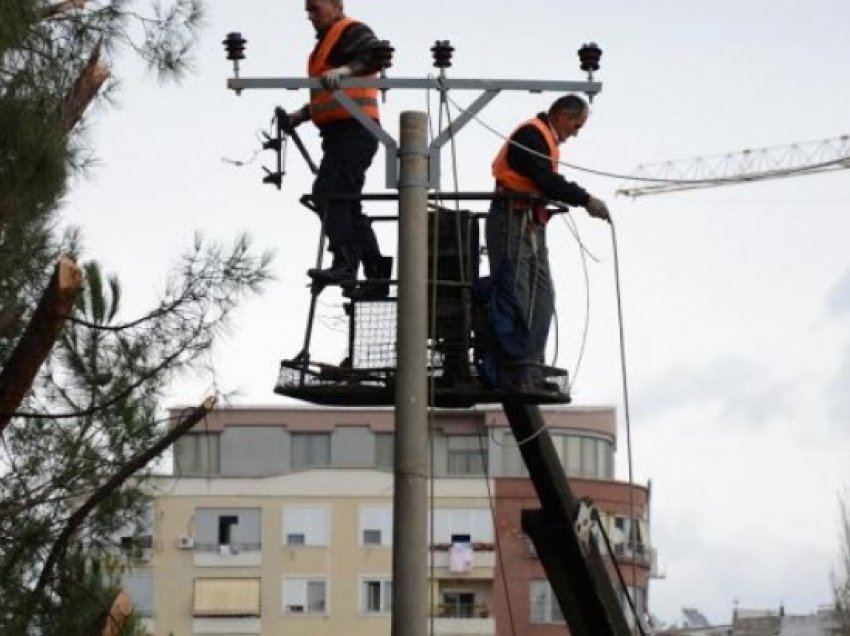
[549,94,588,119]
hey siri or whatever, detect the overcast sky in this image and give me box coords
[63,0,850,627]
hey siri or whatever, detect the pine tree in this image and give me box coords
[0,2,272,633]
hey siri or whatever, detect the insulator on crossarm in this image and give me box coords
[578,42,602,79]
[431,40,454,70]
[374,40,394,103]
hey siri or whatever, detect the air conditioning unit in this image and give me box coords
[177,535,194,550]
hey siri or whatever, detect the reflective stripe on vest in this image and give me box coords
[308,17,380,126]
[491,117,560,194]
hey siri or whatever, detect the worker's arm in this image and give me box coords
[313,22,385,97]
[508,122,591,207]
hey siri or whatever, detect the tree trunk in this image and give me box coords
[0,256,83,432]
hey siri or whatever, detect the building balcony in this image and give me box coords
[610,542,651,567]
[430,543,496,573]
[432,616,495,635]
[192,543,262,567]
[192,617,261,634]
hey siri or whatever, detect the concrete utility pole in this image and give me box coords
[392,111,430,636]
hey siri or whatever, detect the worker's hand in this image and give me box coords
[585,195,610,222]
[320,65,353,91]
[287,106,309,129]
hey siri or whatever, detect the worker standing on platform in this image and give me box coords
[289,0,391,300]
[487,94,609,391]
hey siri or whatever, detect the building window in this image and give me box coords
[283,506,329,547]
[122,572,154,617]
[177,433,221,475]
[619,585,647,630]
[529,579,564,624]
[613,515,647,560]
[291,433,331,471]
[218,515,238,546]
[565,435,582,476]
[562,435,613,479]
[500,431,529,477]
[446,435,487,475]
[375,433,394,469]
[442,591,476,618]
[360,506,392,546]
[362,578,392,614]
[194,508,261,553]
[433,508,493,544]
[194,578,261,617]
[283,578,327,615]
[581,437,598,476]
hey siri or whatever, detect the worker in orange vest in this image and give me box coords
[289,0,392,300]
[488,94,609,391]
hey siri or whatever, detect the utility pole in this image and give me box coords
[392,111,430,636]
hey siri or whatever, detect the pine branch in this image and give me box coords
[0,193,18,229]
[0,309,23,339]
[32,397,216,599]
[0,256,82,433]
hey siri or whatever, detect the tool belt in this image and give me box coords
[495,185,549,224]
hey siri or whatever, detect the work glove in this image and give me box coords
[585,195,610,221]
[320,65,353,91]
[287,106,309,129]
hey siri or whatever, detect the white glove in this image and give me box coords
[585,195,610,221]
[320,65,353,91]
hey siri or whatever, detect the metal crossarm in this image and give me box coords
[227,76,602,189]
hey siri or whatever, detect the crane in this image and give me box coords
[617,134,850,198]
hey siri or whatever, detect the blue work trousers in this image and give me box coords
[485,203,553,364]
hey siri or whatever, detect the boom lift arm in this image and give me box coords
[617,134,850,197]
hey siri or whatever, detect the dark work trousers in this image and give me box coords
[312,124,381,261]
[485,202,554,364]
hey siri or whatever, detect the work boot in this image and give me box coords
[308,247,358,288]
[346,255,393,301]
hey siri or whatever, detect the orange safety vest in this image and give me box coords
[492,117,560,223]
[308,17,380,127]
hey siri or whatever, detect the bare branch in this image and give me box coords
[38,0,88,20]
[0,256,83,433]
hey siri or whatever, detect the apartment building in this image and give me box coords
[122,405,652,635]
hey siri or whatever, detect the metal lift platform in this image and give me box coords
[273,192,572,408]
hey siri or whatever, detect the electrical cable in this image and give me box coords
[426,87,439,636]
[555,211,593,395]
[221,129,268,167]
[591,508,648,636]
[443,91,520,636]
[609,214,644,633]
[432,81,519,636]
[438,90,850,187]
